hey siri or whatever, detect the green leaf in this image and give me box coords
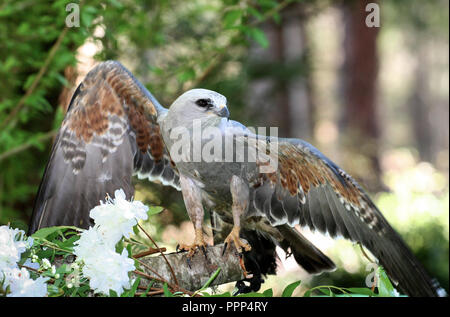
[54,73,69,87]
[347,288,376,297]
[81,5,98,28]
[318,287,334,296]
[140,281,154,297]
[377,266,397,297]
[224,10,242,28]
[0,4,14,17]
[115,240,124,254]
[126,243,133,257]
[281,280,301,297]
[23,74,36,90]
[124,277,141,297]
[77,285,91,297]
[148,66,164,76]
[262,288,273,297]
[247,28,269,48]
[247,7,264,21]
[3,56,18,71]
[35,248,53,260]
[55,264,71,275]
[59,234,80,249]
[32,226,82,240]
[109,289,118,297]
[107,0,124,8]
[177,68,196,83]
[303,289,312,297]
[272,12,281,24]
[47,284,64,297]
[147,206,164,216]
[163,283,173,297]
[200,268,221,290]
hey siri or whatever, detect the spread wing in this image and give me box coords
[251,138,442,297]
[29,61,179,234]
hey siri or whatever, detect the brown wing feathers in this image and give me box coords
[252,139,442,296]
[29,61,177,234]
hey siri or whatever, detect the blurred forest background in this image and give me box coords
[0,0,448,295]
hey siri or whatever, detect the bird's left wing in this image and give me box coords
[29,61,178,234]
[251,138,442,297]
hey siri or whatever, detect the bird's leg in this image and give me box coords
[223,176,252,255]
[176,175,207,258]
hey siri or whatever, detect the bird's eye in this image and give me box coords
[195,98,212,108]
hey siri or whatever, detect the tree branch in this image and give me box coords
[0,130,57,162]
[0,26,69,131]
[134,243,245,292]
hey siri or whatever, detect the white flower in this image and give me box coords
[73,227,114,259]
[72,189,148,296]
[81,248,135,296]
[41,258,51,270]
[0,225,33,271]
[3,267,49,297]
[0,225,48,297]
[89,189,148,245]
[112,189,149,221]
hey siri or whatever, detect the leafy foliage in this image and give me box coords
[0,0,103,227]
[0,217,402,297]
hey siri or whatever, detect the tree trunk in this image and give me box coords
[247,3,314,140]
[409,47,433,163]
[340,0,382,191]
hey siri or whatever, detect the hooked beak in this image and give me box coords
[216,106,230,119]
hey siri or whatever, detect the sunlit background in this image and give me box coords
[0,0,448,295]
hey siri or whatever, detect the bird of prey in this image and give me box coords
[29,61,443,297]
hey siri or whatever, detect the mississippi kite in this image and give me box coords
[29,61,443,297]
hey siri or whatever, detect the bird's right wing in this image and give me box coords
[29,61,179,234]
[250,137,444,297]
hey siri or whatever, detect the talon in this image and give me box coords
[175,228,209,260]
[187,257,192,269]
[223,226,252,255]
[222,242,228,256]
[201,245,207,259]
[176,244,191,254]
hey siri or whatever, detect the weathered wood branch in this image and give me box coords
[134,244,245,292]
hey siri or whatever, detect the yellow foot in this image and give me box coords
[176,242,207,258]
[176,228,208,258]
[222,226,252,255]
